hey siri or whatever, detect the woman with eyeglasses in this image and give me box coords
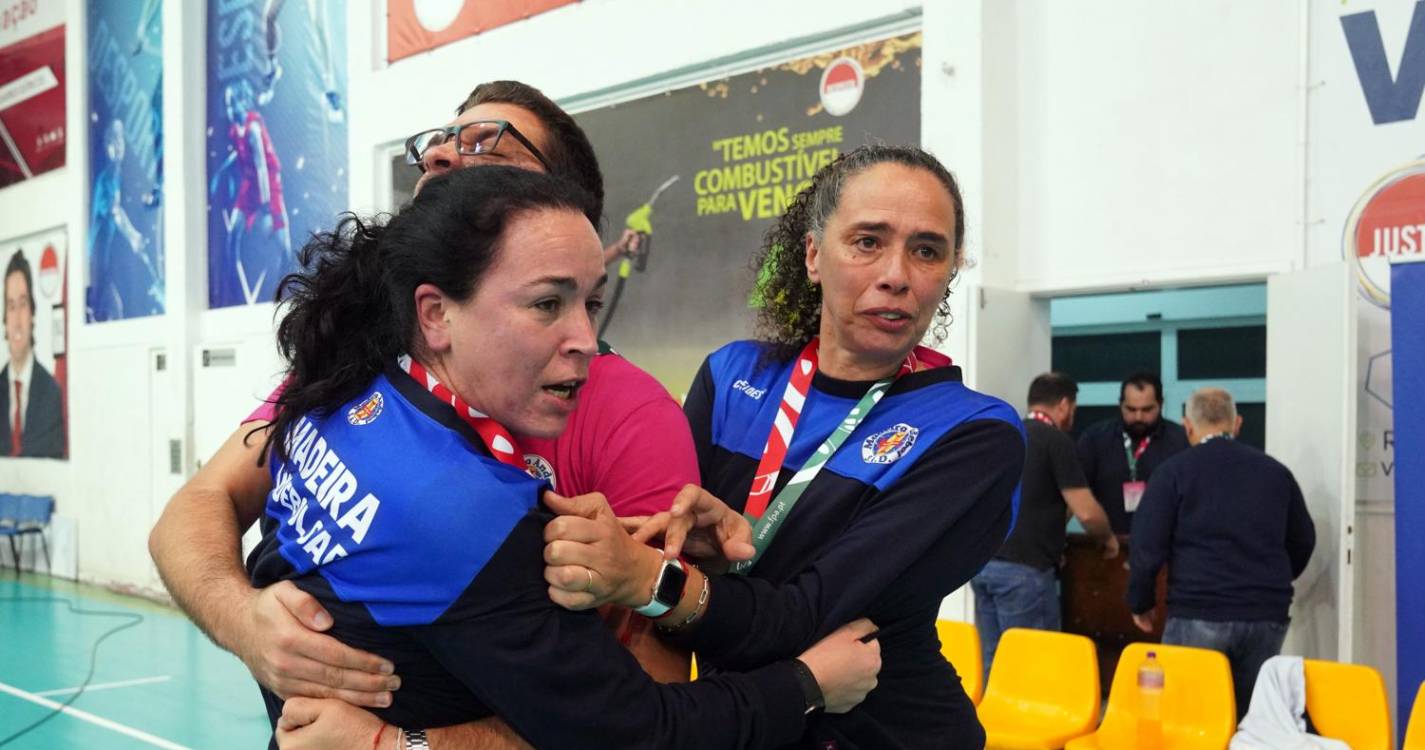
[542,145,1025,750]
[250,165,880,749]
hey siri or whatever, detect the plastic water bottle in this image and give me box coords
[1137,651,1166,749]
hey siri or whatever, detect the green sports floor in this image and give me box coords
[0,572,271,749]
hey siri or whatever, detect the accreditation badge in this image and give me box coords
[1122,481,1147,513]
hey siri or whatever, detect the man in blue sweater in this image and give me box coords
[1127,387,1315,717]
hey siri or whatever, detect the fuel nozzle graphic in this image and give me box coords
[600,175,679,339]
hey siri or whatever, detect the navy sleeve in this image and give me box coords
[1284,472,1316,579]
[668,419,1021,670]
[684,357,718,476]
[407,511,806,750]
[1126,467,1178,614]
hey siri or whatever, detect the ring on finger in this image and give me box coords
[585,568,595,593]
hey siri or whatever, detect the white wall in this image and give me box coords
[1011,1,1306,293]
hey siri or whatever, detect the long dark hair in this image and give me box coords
[259,166,595,464]
[750,145,967,362]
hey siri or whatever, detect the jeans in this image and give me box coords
[1162,616,1288,719]
[971,559,1061,679]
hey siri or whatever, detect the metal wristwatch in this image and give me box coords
[632,556,688,618]
[404,728,430,750]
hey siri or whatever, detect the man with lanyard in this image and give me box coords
[1074,371,1189,536]
[972,372,1116,675]
[1126,387,1315,718]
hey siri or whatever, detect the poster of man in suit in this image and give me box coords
[0,228,66,459]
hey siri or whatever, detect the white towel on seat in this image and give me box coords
[1230,655,1351,750]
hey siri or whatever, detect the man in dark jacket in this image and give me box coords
[1076,372,1189,536]
[1127,387,1315,717]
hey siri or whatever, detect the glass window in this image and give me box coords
[1236,402,1265,451]
[1177,325,1267,379]
[1052,332,1161,384]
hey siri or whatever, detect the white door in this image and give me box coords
[1266,262,1357,661]
[965,286,1053,410]
[938,284,1052,622]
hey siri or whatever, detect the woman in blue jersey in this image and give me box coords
[255,164,881,749]
[545,145,1025,750]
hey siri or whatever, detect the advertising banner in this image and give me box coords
[0,0,65,189]
[387,0,577,62]
[0,226,66,459]
[207,0,347,308]
[575,33,922,395]
[85,0,163,322]
[1389,258,1423,738]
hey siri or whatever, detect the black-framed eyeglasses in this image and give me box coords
[403,119,551,173]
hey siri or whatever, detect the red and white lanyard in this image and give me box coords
[398,354,528,474]
[1122,433,1153,482]
[743,338,941,520]
[1026,411,1056,427]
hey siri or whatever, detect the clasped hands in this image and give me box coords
[542,484,754,611]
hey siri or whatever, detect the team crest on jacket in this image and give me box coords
[347,392,384,425]
[524,453,557,489]
[862,423,918,464]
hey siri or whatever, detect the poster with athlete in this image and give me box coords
[0,227,68,459]
[0,0,66,190]
[206,0,347,308]
[85,0,163,322]
[573,33,921,396]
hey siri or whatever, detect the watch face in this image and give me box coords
[654,561,689,606]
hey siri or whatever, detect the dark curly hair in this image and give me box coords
[257,166,595,465]
[750,145,967,362]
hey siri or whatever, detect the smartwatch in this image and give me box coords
[632,556,688,618]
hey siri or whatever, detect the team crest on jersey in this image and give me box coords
[862,423,918,464]
[524,453,557,489]
[347,392,384,426]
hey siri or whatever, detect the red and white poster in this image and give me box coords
[0,0,65,189]
[387,0,577,62]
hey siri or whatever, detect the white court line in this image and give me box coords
[0,679,192,749]
[35,675,172,697]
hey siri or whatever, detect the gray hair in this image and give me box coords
[1186,387,1237,428]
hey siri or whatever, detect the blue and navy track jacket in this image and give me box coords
[246,364,807,749]
[673,341,1026,750]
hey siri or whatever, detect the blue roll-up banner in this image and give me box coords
[1394,256,1424,731]
[205,0,347,309]
[85,0,164,322]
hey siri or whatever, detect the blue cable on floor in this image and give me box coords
[0,596,145,747]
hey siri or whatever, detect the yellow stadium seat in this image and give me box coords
[1405,682,1425,750]
[937,619,984,704]
[977,628,1100,750]
[1064,642,1235,750]
[1303,659,1392,750]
